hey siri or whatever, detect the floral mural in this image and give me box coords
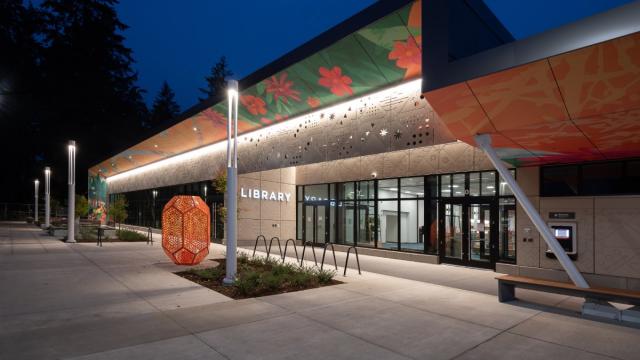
[89,0,423,178]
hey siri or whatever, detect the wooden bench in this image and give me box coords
[496,275,640,306]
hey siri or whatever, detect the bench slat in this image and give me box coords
[496,275,640,301]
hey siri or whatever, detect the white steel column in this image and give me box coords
[475,134,589,288]
[44,167,51,228]
[67,140,76,243]
[223,79,239,285]
[34,179,39,223]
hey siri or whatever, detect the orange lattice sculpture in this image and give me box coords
[162,195,210,265]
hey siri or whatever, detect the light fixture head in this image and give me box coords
[68,140,76,151]
[227,79,239,98]
[34,179,39,184]
[44,167,50,174]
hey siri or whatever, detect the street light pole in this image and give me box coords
[34,180,39,224]
[67,140,76,243]
[44,167,51,228]
[223,79,239,285]
[152,190,157,228]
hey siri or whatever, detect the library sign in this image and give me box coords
[240,188,292,202]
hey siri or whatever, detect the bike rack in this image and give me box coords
[252,235,267,257]
[146,227,153,245]
[344,246,361,276]
[300,241,318,267]
[282,238,299,263]
[268,236,283,259]
[96,227,103,247]
[320,242,338,271]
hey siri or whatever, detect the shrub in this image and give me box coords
[116,229,147,241]
[190,267,223,280]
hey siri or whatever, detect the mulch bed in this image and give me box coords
[176,259,342,299]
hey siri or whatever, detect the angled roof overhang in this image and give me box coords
[422,0,640,166]
[90,0,423,177]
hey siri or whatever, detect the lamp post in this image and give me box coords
[67,140,76,243]
[223,79,239,285]
[44,167,51,228]
[152,190,158,228]
[34,179,39,224]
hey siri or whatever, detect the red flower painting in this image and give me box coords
[389,35,422,79]
[240,95,267,116]
[307,96,321,108]
[201,108,226,126]
[318,66,353,96]
[265,72,301,104]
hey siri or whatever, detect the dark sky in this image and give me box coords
[116,0,634,110]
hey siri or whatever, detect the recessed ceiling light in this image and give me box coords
[193,127,198,131]
[154,144,158,148]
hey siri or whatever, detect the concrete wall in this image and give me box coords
[236,168,297,244]
[296,141,494,185]
[513,166,640,289]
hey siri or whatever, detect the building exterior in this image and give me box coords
[89,0,640,289]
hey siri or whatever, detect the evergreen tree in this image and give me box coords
[199,56,233,102]
[148,81,180,128]
[36,0,148,197]
[0,1,44,203]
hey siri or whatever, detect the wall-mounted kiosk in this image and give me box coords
[545,222,577,260]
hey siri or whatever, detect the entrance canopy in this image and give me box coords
[422,0,640,167]
[425,32,640,167]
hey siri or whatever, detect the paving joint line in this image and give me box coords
[64,243,231,360]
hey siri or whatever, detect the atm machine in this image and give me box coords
[545,222,577,260]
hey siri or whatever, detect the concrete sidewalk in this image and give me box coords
[1,221,639,360]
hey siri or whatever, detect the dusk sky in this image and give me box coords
[116,0,634,110]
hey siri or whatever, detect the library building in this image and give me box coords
[88,0,640,290]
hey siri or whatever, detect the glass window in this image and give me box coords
[541,165,579,196]
[499,170,515,196]
[452,173,465,197]
[400,177,424,198]
[582,162,624,195]
[469,172,480,196]
[337,201,354,245]
[357,200,376,247]
[357,180,375,200]
[481,171,496,196]
[377,200,398,250]
[440,174,451,197]
[400,200,424,252]
[329,183,337,200]
[338,182,355,200]
[377,179,398,199]
[499,198,516,262]
[304,184,328,201]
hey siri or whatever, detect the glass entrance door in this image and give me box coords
[304,204,328,245]
[439,199,497,268]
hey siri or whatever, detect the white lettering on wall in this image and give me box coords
[240,187,292,202]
